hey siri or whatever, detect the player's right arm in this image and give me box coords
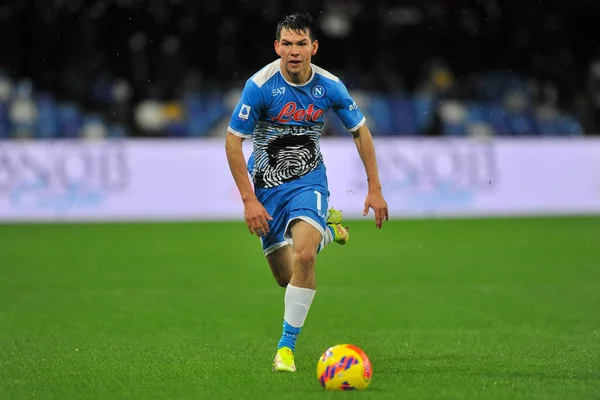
[225,133,255,204]
[225,132,272,237]
[225,79,272,237]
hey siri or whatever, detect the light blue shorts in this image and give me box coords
[256,167,329,256]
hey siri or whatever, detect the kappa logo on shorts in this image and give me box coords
[238,104,251,120]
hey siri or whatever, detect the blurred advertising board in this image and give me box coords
[0,137,599,221]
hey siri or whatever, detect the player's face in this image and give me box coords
[275,28,318,84]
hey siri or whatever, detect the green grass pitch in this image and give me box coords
[1,217,599,399]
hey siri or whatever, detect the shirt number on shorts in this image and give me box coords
[313,190,322,211]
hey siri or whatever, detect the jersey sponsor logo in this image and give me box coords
[312,84,325,98]
[238,104,251,120]
[275,125,309,134]
[272,102,324,123]
[348,102,358,111]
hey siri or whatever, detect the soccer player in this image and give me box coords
[225,12,388,372]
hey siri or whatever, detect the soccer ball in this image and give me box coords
[316,344,372,390]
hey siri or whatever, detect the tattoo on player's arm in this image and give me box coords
[351,130,360,138]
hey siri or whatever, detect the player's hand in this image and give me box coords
[243,198,273,237]
[363,188,389,229]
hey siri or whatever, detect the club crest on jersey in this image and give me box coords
[238,104,251,120]
[312,84,325,98]
[272,102,324,123]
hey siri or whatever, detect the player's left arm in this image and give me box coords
[331,78,388,228]
[351,124,389,229]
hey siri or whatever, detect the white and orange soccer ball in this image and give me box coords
[316,344,372,390]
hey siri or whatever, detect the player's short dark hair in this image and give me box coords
[276,12,318,42]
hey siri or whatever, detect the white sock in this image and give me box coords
[284,284,316,328]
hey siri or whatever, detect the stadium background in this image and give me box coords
[1,0,599,139]
[1,1,599,399]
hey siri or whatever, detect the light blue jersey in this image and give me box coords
[228,59,366,189]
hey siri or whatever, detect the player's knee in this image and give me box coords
[294,247,316,268]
